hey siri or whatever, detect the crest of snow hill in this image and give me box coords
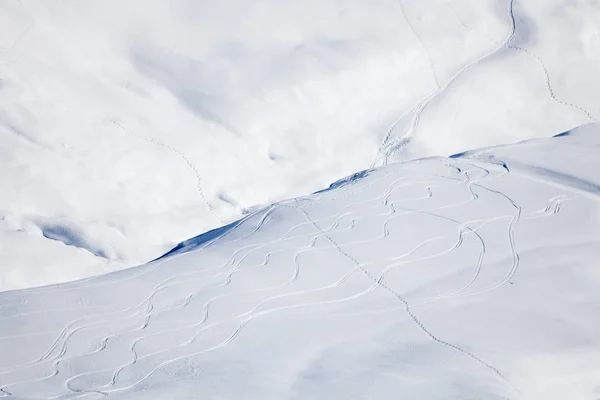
[3,0,600,290]
[0,124,599,399]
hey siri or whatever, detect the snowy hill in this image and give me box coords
[1,124,599,399]
[1,0,600,289]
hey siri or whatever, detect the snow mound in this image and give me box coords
[1,124,599,399]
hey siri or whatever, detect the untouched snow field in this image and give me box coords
[1,0,600,289]
[0,124,599,399]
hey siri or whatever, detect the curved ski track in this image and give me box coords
[1,153,592,398]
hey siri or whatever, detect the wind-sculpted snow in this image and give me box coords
[2,0,600,288]
[1,125,599,399]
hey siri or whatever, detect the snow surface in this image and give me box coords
[1,0,600,289]
[1,124,599,399]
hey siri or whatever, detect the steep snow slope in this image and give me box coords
[0,124,598,399]
[1,0,600,289]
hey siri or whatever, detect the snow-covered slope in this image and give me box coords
[1,0,600,289]
[1,124,599,399]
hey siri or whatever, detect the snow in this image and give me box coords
[1,0,600,289]
[1,124,599,399]
[1,1,600,397]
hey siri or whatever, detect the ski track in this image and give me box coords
[296,195,519,394]
[440,3,597,125]
[0,176,417,362]
[372,0,516,166]
[456,184,522,296]
[68,229,450,395]
[6,161,452,387]
[526,194,570,219]
[1,152,588,398]
[452,9,597,123]
[0,168,418,387]
[396,0,441,88]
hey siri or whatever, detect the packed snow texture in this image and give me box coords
[0,124,599,399]
[1,0,599,289]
